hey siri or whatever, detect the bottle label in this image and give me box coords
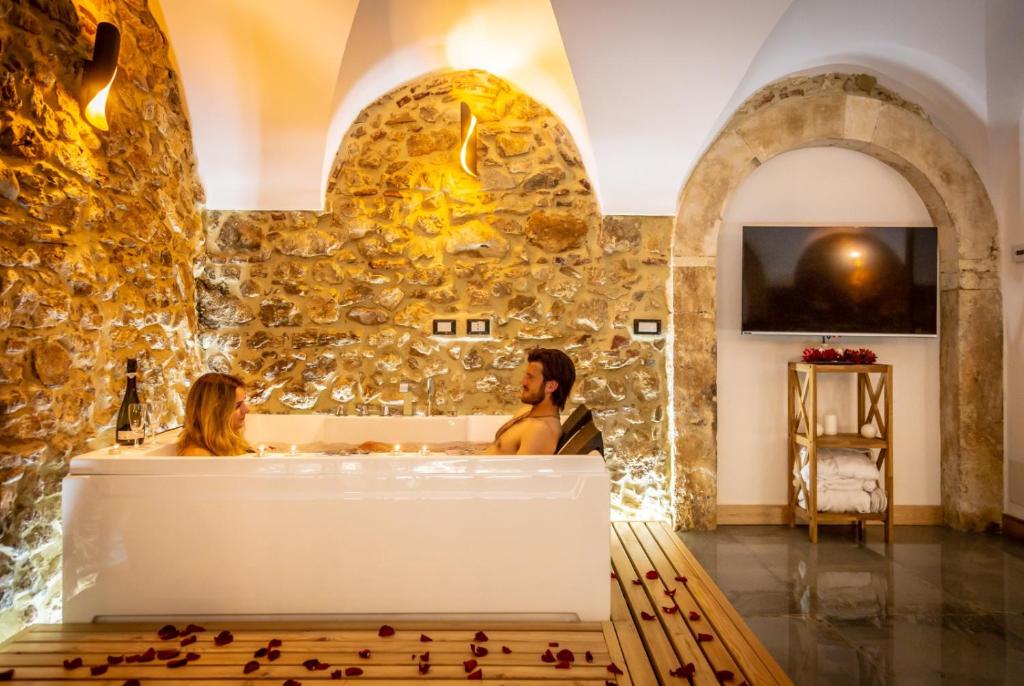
[117,429,140,441]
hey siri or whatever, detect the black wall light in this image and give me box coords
[81,22,121,131]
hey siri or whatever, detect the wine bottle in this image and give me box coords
[115,358,141,445]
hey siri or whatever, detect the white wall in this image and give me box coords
[716,147,938,506]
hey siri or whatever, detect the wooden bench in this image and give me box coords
[0,522,790,685]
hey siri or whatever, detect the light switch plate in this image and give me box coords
[466,318,491,336]
[432,319,457,335]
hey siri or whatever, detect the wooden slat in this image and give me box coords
[648,523,792,686]
[608,567,657,686]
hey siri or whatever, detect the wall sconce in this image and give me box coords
[81,22,121,131]
[459,102,478,178]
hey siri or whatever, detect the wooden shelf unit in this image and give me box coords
[787,362,894,543]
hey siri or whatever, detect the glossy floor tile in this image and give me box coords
[679,525,1024,685]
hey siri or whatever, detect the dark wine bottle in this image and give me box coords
[115,358,141,445]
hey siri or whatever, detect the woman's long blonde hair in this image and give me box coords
[177,373,251,456]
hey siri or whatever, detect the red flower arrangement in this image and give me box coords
[801,347,877,364]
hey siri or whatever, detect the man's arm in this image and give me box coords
[515,421,559,455]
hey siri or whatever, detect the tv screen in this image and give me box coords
[741,226,938,336]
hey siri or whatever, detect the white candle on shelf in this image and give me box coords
[823,414,838,436]
[289,444,297,456]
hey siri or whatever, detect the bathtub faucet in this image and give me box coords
[425,377,435,416]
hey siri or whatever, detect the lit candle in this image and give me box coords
[258,444,266,457]
[289,444,297,456]
[419,444,430,456]
[393,444,401,455]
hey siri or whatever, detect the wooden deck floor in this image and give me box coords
[0,522,789,685]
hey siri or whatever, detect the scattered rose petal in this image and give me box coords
[304,658,322,671]
[664,589,677,598]
[689,611,701,621]
[184,623,206,634]
[419,662,431,674]
[631,579,643,585]
[157,649,180,660]
[463,659,478,673]
[675,576,688,584]
[214,630,234,646]
[168,657,189,668]
[345,667,363,676]
[607,662,624,675]
[471,644,488,657]
[663,606,679,614]
[540,649,556,663]
[606,682,618,686]
[640,611,656,620]
[548,642,559,647]
[244,660,260,674]
[284,680,302,686]
[585,650,594,663]
[123,680,141,686]
[556,649,575,663]
[610,571,618,579]
[126,654,140,663]
[556,661,572,669]
[474,631,488,642]
[501,646,512,654]
[269,638,283,648]
[359,649,371,659]
[468,669,483,680]
[420,634,432,642]
[331,669,342,680]
[158,624,178,640]
[420,652,430,662]
[180,634,197,646]
[645,570,659,579]
[91,664,109,676]
[716,670,735,683]
[378,624,396,638]
[268,649,282,661]
[107,655,124,665]
[139,647,156,663]
[697,633,713,643]
[670,663,696,678]
[255,647,269,658]
[0,669,12,681]
[63,657,83,670]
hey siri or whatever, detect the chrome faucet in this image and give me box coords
[425,377,435,416]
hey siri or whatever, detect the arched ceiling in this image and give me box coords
[152,0,1004,216]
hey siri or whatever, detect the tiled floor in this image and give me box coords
[679,525,1024,685]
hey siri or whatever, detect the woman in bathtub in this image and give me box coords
[177,373,253,456]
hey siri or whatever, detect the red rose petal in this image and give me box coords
[463,659,478,673]
[284,680,302,686]
[359,649,371,659]
[468,669,483,680]
[474,631,488,642]
[688,611,701,621]
[139,647,156,663]
[180,634,197,646]
[420,634,432,642]
[331,669,342,680]
[63,657,83,670]
[244,660,260,674]
[664,588,677,597]
[106,655,124,665]
[471,644,488,657]
[255,647,269,658]
[585,650,594,663]
[697,633,713,643]
[675,575,688,584]
[184,623,206,634]
[640,611,656,620]
[167,657,188,668]
[158,624,178,640]
[0,669,12,681]
[157,649,180,660]
[317,662,330,671]
[304,658,321,670]
[663,606,679,614]
[645,570,659,579]
[556,661,572,669]
[126,654,140,663]
[606,682,618,686]
[716,670,735,683]
[502,646,512,654]
[540,649,556,663]
[556,649,575,663]
[610,571,618,579]
[123,680,141,686]
[269,638,283,647]
[214,630,234,646]
[345,667,363,676]
[378,624,396,637]
[268,649,282,661]
[91,664,109,676]
[548,642,559,647]
[607,662,624,675]
[420,652,430,661]
[419,662,431,674]
[670,663,696,678]
[631,578,643,585]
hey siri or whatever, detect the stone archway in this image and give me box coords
[671,73,1003,531]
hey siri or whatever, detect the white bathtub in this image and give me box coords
[62,414,611,623]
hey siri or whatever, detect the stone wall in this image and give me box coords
[197,70,672,519]
[0,0,205,639]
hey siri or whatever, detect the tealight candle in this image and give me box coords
[419,444,430,456]
[393,444,401,455]
[258,444,266,457]
[289,444,297,456]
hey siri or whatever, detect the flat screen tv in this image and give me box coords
[741,226,938,336]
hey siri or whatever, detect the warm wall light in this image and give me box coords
[81,22,121,131]
[459,102,478,178]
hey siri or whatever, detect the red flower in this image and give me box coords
[471,644,488,657]
[697,633,713,643]
[180,634,197,646]
[244,660,260,674]
[502,646,512,654]
[540,650,556,663]
[556,649,575,663]
[474,631,488,642]
[640,611,656,620]
[63,657,83,670]
[419,662,430,674]
[645,570,659,579]
[91,664,109,676]
[607,663,624,675]
[463,659,478,673]
[420,633,433,642]
[467,669,483,680]
[345,667,363,676]
[358,649,371,659]
[585,650,594,663]
[716,670,735,683]
[689,611,701,621]
[378,624,395,638]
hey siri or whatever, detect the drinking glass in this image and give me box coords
[128,403,146,447]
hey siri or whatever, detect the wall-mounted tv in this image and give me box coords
[741,226,938,336]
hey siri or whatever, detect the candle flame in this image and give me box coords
[84,68,116,131]
[459,102,478,178]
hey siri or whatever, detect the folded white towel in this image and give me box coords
[799,447,881,481]
[798,485,887,513]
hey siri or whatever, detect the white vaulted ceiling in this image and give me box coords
[152,0,1003,216]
